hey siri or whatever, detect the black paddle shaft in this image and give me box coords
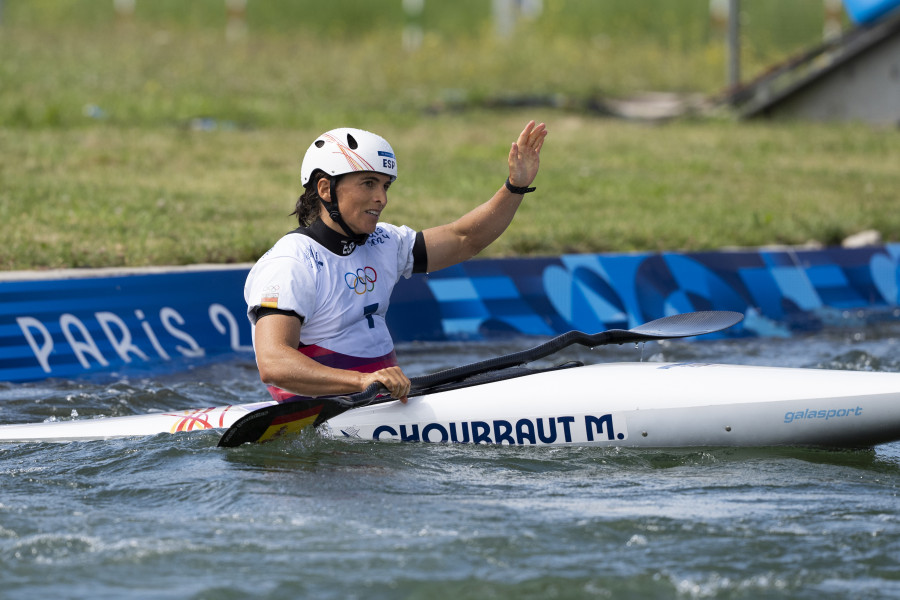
[415,310,739,385]
[395,309,742,401]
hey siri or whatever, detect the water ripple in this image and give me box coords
[2,323,900,599]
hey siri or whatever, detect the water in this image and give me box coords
[2,324,900,600]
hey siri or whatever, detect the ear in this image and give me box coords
[316,177,331,202]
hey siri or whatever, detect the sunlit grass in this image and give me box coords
[3,114,896,270]
[1,2,893,271]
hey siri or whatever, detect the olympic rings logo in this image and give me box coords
[345,266,377,294]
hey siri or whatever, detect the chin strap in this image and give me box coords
[320,177,369,246]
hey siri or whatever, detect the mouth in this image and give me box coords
[364,210,381,218]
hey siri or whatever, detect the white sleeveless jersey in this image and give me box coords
[244,223,418,359]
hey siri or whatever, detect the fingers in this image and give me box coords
[533,126,546,152]
[517,120,547,152]
[517,120,535,146]
[371,366,411,403]
[511,123,546,161]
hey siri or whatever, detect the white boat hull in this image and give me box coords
[0,401,277,443]
[1,362,899,448]
[324,362,900,448]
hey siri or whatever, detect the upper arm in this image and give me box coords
[420,223,475,273]
[254,313,302,359]
[418,186,521,273]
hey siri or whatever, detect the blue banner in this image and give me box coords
[3,244,899,383]
[1,268,252,383]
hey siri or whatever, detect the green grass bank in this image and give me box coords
[1,1,896,271]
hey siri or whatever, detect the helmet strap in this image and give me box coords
[319,177,369,246]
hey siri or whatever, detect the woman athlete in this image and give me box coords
[244,120,547,404]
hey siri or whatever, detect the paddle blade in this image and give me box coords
[628,310,744,338]
[217,398,327,447]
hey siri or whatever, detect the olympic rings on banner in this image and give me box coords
[345,266,377,294]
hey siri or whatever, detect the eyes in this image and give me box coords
[361,178,391,192]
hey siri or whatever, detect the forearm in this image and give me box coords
[451,185,525,254]
[256,345,367,398]
[424,186,524,271]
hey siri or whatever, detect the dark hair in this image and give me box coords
[291,170,331,227]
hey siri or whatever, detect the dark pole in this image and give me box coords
[728,0,741,88]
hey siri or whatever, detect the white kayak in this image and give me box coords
[1,362,899,448]
[323,362,900,448]
[0,400,279,444]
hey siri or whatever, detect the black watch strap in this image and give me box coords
[505,177,536,194]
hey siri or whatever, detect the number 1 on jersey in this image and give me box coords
[363,303,379,329]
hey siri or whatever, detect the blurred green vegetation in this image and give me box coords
[2,1,895,271]
[0,0,839,129]
[5,0,832,43]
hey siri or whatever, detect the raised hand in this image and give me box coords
[507,120,547,189]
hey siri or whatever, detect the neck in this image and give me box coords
[300,219,369,256]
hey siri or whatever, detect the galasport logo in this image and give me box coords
[345,266,377,294]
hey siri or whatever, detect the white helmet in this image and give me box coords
[300,128,397,186]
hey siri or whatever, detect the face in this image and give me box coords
[318,171,392,236]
